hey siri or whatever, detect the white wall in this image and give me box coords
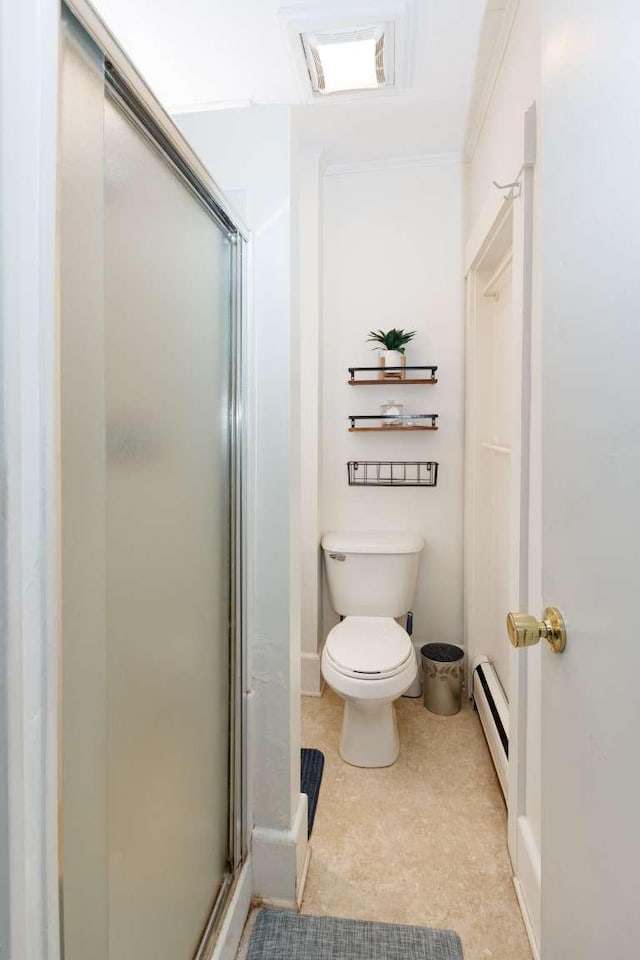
[464,0,541,950]
[175,105,308,905]
[320,160,465,651]
[292,140,324,696]
[466,0,539,237]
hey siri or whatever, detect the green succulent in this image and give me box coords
[366,328,417,354]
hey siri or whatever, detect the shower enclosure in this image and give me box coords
[59,5,246,958]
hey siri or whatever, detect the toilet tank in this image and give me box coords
[321,531,424,618]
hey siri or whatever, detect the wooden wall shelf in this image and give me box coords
[348,414,438,431]
[349,425,439,432]
[348,365,438,385]
[349,378,438,385]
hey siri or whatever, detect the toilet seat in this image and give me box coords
[325,616,414,680]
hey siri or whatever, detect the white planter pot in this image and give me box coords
[381,350,402,368]
[378,350,406,380]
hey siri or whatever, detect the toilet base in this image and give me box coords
[339,697,400,768]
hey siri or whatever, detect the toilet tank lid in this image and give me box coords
[321,531,424,555]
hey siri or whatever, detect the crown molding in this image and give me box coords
[464,0,521,162]
[324,151,463,177]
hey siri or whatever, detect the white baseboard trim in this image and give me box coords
[301,651,323,696]
[251,793,309,906]
[211,860,253,960]
[296,843,312,908]
[513,875,541,960]
[294,793,310,903]
[255,844,312,913]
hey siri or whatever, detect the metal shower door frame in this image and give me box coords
[59,3,249,956]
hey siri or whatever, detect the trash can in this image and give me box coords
[421,643,465,716]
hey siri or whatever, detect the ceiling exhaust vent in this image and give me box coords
[301,23,395,96]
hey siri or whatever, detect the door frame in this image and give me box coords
[0,1,61,957]
[464,105,540,954]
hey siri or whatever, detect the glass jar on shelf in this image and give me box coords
[381,400,404,426]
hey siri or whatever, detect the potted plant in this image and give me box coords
[366,328,417,380]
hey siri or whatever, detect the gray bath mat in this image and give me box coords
[247,909,463,960]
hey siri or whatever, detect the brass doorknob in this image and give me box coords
[506,607,566,653]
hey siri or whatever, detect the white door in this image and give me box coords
[537,2,640,955]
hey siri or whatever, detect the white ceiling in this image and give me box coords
[91,0,494,163]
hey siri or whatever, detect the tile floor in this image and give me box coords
[299,688,533,960]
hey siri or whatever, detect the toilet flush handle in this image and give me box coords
[329,553,346,561]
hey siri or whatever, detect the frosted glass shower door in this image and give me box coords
[60,13,237,960]
[103,98,232,960]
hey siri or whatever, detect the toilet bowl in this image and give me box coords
[321,616,417,767]
[321,530,424,767]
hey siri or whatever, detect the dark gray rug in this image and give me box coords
[300,748,325,838]
[247,910,464,960]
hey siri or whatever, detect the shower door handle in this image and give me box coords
[506,607,567,653]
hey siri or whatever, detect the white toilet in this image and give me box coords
[321,531,424,768]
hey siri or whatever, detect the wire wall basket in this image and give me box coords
[347,461,438,487]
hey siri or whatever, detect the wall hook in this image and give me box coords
[492,179,521,198]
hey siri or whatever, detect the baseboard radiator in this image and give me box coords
[471,658,509,801]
